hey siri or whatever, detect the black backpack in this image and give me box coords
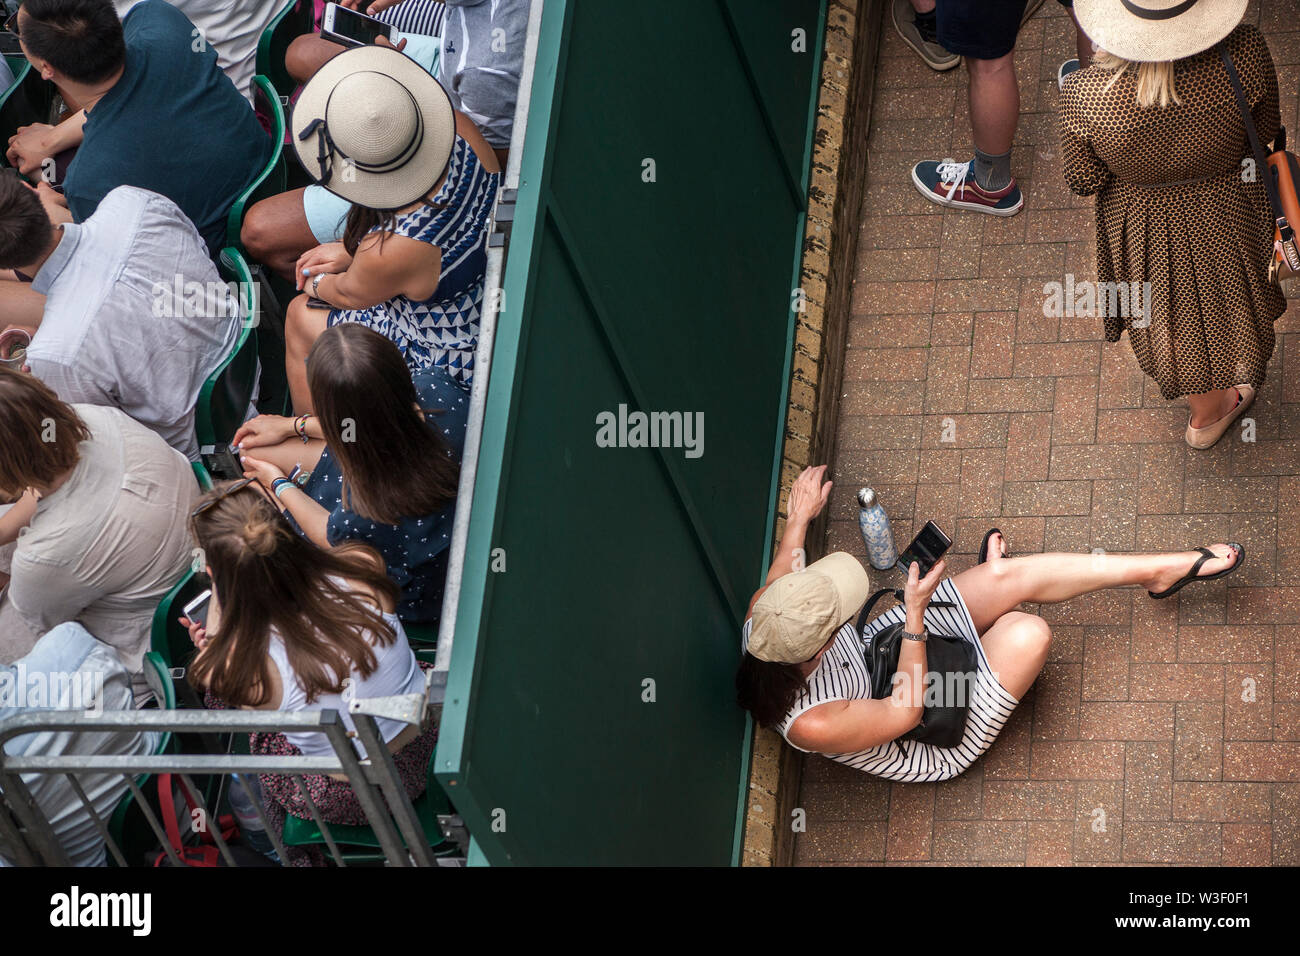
[855,588,979,751]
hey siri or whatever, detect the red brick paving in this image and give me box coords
[794,0,1300,866]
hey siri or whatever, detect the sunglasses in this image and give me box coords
[190,477,255,519]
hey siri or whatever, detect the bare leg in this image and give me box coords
[0,282,46,330]
[979,610,1052,700]
[286,34,350,84]
[284,294,329,415]
[951,532,1241,634]
[1187,387,1240,429]
[241,189,320,282]
[967,52,1019,157]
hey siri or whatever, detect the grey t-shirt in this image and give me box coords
[440,0,529,149]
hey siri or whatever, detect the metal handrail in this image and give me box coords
[0,689,462,868]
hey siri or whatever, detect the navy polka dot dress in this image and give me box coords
[301,367,470,624]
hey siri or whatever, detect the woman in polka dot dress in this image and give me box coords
[233,324,468,627]
[1059,2,1285,449]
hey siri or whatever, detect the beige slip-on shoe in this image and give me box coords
[1185,384,1256,449]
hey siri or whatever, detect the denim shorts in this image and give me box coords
[936,0,1028,60]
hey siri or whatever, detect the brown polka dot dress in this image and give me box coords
[1059,23,1286,400]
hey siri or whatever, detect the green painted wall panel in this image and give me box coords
[437,0,825,865]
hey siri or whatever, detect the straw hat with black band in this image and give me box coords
[1072,0,1247,63]
[290,44,456,211]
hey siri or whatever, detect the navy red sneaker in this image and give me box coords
[910,158,1024,216]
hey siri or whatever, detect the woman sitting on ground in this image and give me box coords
[183,480,436,867]
[230,324,467,628]
[736,465,1245,783]
[281,43,500,411]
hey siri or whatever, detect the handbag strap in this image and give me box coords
[1220,48,1294,244]
[854,586,956,636]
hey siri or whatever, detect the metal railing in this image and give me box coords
[0,671,467,867]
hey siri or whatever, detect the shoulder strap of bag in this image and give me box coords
[856,588,901,636]
[1221,48,1291,236]
[855,586,956,636]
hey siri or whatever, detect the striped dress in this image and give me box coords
[328,134,499,385]
[743,579,1019,782]
[375,0,446,37]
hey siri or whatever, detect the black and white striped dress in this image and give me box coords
[743,579,1019,782]
[375,0,446,37]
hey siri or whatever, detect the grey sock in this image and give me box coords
[973,147,1012,191]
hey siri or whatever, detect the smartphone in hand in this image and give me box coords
[321,2,395,47]
[183,589,213,630]
[897,521,952,578]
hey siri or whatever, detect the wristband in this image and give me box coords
[271,477,294,500]
[294,414,312,442]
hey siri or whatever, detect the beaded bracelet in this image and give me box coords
[294,414,313,442]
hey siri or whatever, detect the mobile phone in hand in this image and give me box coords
[183,589,212,630]
[321,2,395,47]
[897,521,952,578]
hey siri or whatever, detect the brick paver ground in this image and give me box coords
[794,0,1300,866]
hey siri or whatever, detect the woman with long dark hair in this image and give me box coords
[182,481,435,866]
[738,465,1245,782]
[230,324,467,626]
[280,44,500,412]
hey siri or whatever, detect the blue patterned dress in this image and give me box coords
[328,135,499,385]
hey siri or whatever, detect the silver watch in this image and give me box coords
[901,627,927,643]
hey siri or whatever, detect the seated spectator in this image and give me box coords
[243,0,450,280]
[233,324,466,626]
[4,0,271,256]
[0,175,243,461]
[440,0,526,168]
[183,480,436,867]
[241,0,522,281]
[281,44,499,406]
[0,369,197,702]
[109,0,286,104]
[0,622,161,867]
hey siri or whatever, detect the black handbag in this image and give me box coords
[856,588,979,751]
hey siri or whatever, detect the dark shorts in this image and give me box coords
[936,0,1027,60]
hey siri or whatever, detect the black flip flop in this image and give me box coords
[978,528,1010,564]
[1148,543,1245,599]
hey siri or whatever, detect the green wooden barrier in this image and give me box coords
[437,0,827,865]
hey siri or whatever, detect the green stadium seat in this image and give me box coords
[105,651,176,867]
[257,0,316,101]
[150,569,210,671]
[0,55,55,165]
[197,248,261,480]
[225,75,287,253]
[280,744,457,861]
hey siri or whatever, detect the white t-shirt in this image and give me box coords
[267,605,424,759]
[113,0,283,103]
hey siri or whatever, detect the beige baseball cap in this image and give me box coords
[747,552,871,664]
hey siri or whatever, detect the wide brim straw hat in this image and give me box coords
[1073,0,1247,63]
[291,44,455,210]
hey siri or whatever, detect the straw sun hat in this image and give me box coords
[1073,0,1248,63]
[291,44,456,210]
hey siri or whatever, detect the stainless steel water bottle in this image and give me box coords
[857,487,899,570]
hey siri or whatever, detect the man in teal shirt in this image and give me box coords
[10,0,269,255]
